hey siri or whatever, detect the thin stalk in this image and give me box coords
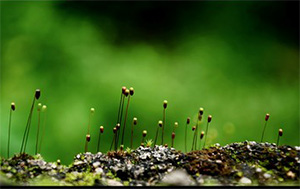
[130,121,134,149]
[260,121,268,142]
[116,95,125,149]
[35,110,41,154]
[7,109,12,158]
[38,110,47,153]
[121,96,131,146]
[191,130,196,151]
[161,109,166,145]
[85,140,88,152]
[110,133,116,151]
[185,122,188,153]
[194,120,199,150]
[20,96,36,153]
[154,127,159,146]
[276,134,280,146]
[116,93,123,124]
[203,122,209,149]
[97,131,101,152]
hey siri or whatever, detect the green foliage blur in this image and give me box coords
[1,1,299,164]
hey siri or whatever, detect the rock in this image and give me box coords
[106,179,123,186]
[239,177,252,184]
[161,169,195,186]
[263,173,271,179]
[287,171,295,179]
[93,162,100,168]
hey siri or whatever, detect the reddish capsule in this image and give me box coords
[35,89,41,100]
[141,143,145,147]
[120,145,124,151]
[208,115,212,123]
[122,86,126,94]
[116,123,120,130]
[133,117,137,125]
[11,102,16,111]
[158,121,163,127]
[187,117,190,124]
[164,144,168,147]
[192,126,196,131]
[113,127,117,133]
[124,89,129,97]
[163,100,168,109]
[100,126,104,133]
[129,87,134,96]
[199,107,204,116]
[86,134,91,142]
[142,130,147,137]
[265,113,270,121]
[172,132,175,139]
[279,129,283,137]
[200,131,205,139]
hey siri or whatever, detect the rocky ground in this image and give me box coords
[0,141,299,186]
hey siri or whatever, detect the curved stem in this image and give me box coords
[35,110,41,154]
[276,134,280,146]
[203,122,209,149]
[22,97,36,153]
[110,133,116,151]
[261,121,268,142]
[161,109,166,145]
[130,121,134,149]
[185,123,187,153]
[97,131,101,152]
[7,109,12,158]
[154,126,159,146]
[121,96,130,146]
[116,95,125,150]
[38,111,47,153]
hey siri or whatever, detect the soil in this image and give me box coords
[0,141,299,186]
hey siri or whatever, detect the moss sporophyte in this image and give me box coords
[2,86,296,186]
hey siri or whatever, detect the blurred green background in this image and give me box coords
[0,1,299,164]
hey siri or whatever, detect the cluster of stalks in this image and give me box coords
[5,88,286,158]
[84,108,95,152]
[6,89,48,158]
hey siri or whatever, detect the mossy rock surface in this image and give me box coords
[1,141,299,186]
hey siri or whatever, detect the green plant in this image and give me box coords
[38,105,47,154]
[171,122,178,148]
[154,120,162,146]
[145,139,153,147]
[141,130,147,146]
[121,87,134,148]
[130,117,138,149]
[161,100,168,145]
[115,123,120,151]
[116,86,126,151]
[277,128,283,146]
[7,102,16,158]
[97,126,104,152]
[203,115,212,149]
[20,89,41,154]
[85,134,91,152]
[85,108,94,152]
[192,108,203,151]
[261,113,270,142]
[185,117,190,153]
[199,131,204,150]
[110,127,117,151]
[191,126,196,151]
[35,103,42,155]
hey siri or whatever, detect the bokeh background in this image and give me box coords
[1,1,299,164]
